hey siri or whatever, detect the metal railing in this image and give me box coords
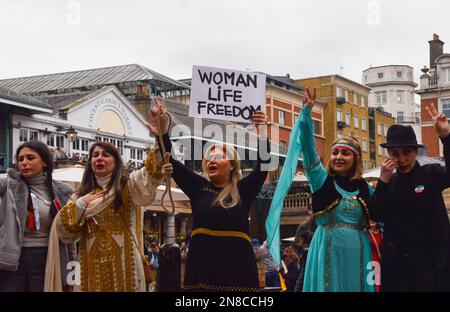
[397,117,420,124]
[283,194,311,211]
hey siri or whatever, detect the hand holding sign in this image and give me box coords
[250,110,268,137]
[303,87,317,110]
[250,110,268,127]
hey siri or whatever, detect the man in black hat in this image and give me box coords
[370,103,450,291]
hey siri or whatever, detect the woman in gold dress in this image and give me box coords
[45,142,171,292]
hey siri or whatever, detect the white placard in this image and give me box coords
[189,65,266,123]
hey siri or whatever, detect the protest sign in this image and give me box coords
[189,65,266,123]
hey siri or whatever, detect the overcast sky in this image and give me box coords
[1,0,449,86]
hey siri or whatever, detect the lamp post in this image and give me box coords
[66,126,78,159]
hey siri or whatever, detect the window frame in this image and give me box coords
[443,67,450,83]
[396,90,404,104]
[278,110,285,125]
[375,91,387,105]
[337,110,342,122]
[442,98,450,118]
[362,139,367,152]
[361,118,367,131]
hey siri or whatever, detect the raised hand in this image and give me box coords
[379,158,398,184]
[303,87,317,110]
[148,97,170,136]
[426,103,450,138]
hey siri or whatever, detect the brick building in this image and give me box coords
[417,34,450,158]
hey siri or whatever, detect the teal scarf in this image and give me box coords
[265,115,303,264]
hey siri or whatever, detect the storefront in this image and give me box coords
[0,86,52,172]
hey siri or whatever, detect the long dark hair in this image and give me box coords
[15,141,58,219]
[78,142,127,211]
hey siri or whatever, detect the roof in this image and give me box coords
[0,64,190,95]
[266,74,304,92]
[295,74,371,91]
[435,54,450,63]
[0,86,52,113]
[362,65,414,72]
[34,92,90,116]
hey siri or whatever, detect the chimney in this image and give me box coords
[134,84,151,121]
[429,34,444,69]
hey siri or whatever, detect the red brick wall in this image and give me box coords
[273,99,291,110]
[316,136,326,162]
[421,98,437,122]
[266,106,271,119]
[311,111,321,120]
[422,125,440,157]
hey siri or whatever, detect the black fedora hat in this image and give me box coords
[380,125,425,148]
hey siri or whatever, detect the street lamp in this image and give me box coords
[65,126,78,159]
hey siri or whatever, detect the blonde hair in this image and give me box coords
[326,136,363,180]
[201,144,242,209]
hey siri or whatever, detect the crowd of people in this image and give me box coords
[50,147,87,163]
[0,92,449,292]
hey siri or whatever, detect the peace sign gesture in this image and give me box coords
[303,87,317,110]
[425,103,450,138]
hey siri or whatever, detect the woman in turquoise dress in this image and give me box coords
[300,88,375,292]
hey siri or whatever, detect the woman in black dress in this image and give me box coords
[149,99,270,291]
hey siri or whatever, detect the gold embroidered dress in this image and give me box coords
[55,153,162,292]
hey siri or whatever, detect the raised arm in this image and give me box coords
[238,138,270,204]
[299,89,327,193]
[426,103,450,190]
[149,97,207,199]
[127,147,165,207]
[156,133,207,199]
[439,134,450,190]
[238,110,271,205]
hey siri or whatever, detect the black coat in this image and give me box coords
[370,134,450,291]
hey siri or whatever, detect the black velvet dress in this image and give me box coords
[159,134,269,291]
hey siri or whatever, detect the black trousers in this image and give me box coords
[381,254,435,292]
[0,247,48,292]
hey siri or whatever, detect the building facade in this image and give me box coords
[0,64,191,244]
[363,65,417,122]
[10,86,157,164]
[417,34,450,158]
[363,65,420,143]
[294,75,372,170]
[368,107,396,167]
[266,74,326,161]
